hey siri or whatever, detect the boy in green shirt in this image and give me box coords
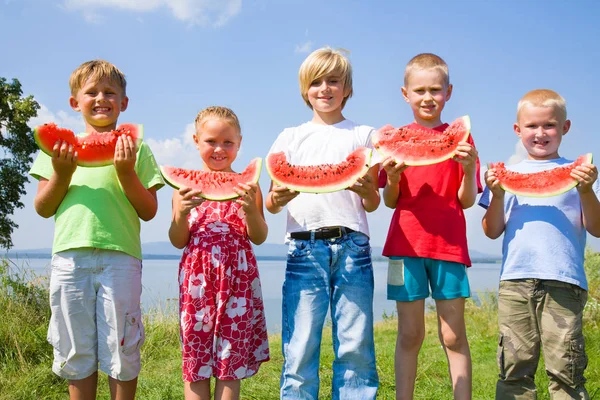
[30,60,164,400]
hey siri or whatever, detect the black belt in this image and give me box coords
[290,226,356,240]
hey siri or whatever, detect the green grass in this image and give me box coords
[1,254,599,400]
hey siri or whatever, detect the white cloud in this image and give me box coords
[507,140,528,165]
[146,123,202,169]
[29,104,86,133]
[62,0,242,27]
[295,40,312,54]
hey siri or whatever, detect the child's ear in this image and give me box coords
[562,119,571,136]
[120,95,129,112]
[401,87,409,103]
[69,96,80,112]
[513,122,521,137]
[445,84,453,101]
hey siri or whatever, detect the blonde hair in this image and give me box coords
[195,106,241,135]
[69,60,127,96]
[517,89,567,122]
[298,47,353,109]
[404,53,450,86]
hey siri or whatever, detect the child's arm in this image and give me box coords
[33,141,78,218]
[455,142,479,208]
[572,162,600,237]
[348,165,381,212]
[236,182,268,245]
[481,168,506,239]
[381,156,407,209]
[266,183,299,214]
[114,136,158,221]
[168,187,204,249]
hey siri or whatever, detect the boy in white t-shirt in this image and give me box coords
[266,47,380,399]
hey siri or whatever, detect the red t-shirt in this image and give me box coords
[378,122,482,266]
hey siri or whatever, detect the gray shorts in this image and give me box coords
[48,248,144,381]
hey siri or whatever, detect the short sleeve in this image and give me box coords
[268,129,291,157]
[478,186,491,209]
[136,142,165,190]
[29,151,54,181]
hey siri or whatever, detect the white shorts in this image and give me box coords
[48,248,144,381]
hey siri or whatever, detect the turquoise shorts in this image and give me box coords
[387,256,471,301]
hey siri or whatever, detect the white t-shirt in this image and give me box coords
[268,119,379,238]
[478,157,600,290]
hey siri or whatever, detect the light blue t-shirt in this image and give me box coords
[478,157,600,290]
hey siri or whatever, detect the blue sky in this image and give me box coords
[2,0,600,255]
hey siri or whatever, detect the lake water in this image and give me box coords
[9,257,501,333]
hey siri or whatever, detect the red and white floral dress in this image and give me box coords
[179,200,269,382]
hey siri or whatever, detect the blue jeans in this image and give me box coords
[280,231,379,400]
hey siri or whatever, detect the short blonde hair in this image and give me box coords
[298,47,353,109]
[517,89,567,122]
[69,60,127,97]
[404,53,450,86]
[195,106,241,135]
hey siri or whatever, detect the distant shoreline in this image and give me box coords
[2,252,502,264]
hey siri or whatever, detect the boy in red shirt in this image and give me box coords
[379,53,481,399]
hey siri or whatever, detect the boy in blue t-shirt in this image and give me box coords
[30,60,164,400]
[479,89,600,399]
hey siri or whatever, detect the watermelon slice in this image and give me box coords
[489,153,593,197]
[265,147,372,193]
[160,158,263,201]
[33,122,143,167]
[372,115,471,166]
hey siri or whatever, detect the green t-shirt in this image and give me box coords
[29,142,164,259]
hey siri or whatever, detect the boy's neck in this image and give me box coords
[311,110,345,125]
[414,116,444,129]
[84,121,118,133]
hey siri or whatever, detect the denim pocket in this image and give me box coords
[121,310,145,356]
[345,232,371,254]
[287,239,312,258]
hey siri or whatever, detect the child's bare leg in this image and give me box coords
[108,376,138,400]
[184,380,211,400]
[395,299,425,400]
[68,372,98,400]
[214,379,240,400]
[436,298,472,400]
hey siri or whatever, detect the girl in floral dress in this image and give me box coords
[168,106,270,400]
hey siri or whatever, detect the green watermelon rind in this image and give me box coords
[160,158,263,201]
[490,153,593,198]
[265,147,372,194]
[33,123,144,168]
[373,115,471,166]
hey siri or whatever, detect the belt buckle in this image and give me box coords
[330,226,342,239]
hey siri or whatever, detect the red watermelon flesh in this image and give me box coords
[373,115,471,166]
[160,158,263,201]
[33,123,143,167]
[265,147,372,193]
[489,153,593,197]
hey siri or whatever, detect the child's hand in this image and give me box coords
[270,185,299,208]
[381,156,407,185]
[572,162,598,194]
[347,173,377,199]
[484,168,505,197]
[235,182,259,214]
[51,140,78,178]
[174,187,204,217]
[453,142,478,174]
[114,135,137,176]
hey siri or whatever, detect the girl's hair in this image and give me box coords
[404,53,449,86]
[517,89,567,122]
[69,60,127,96]
[298,47,353,109]
[195,106,241,134]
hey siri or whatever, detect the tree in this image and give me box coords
[0,78,40,249]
